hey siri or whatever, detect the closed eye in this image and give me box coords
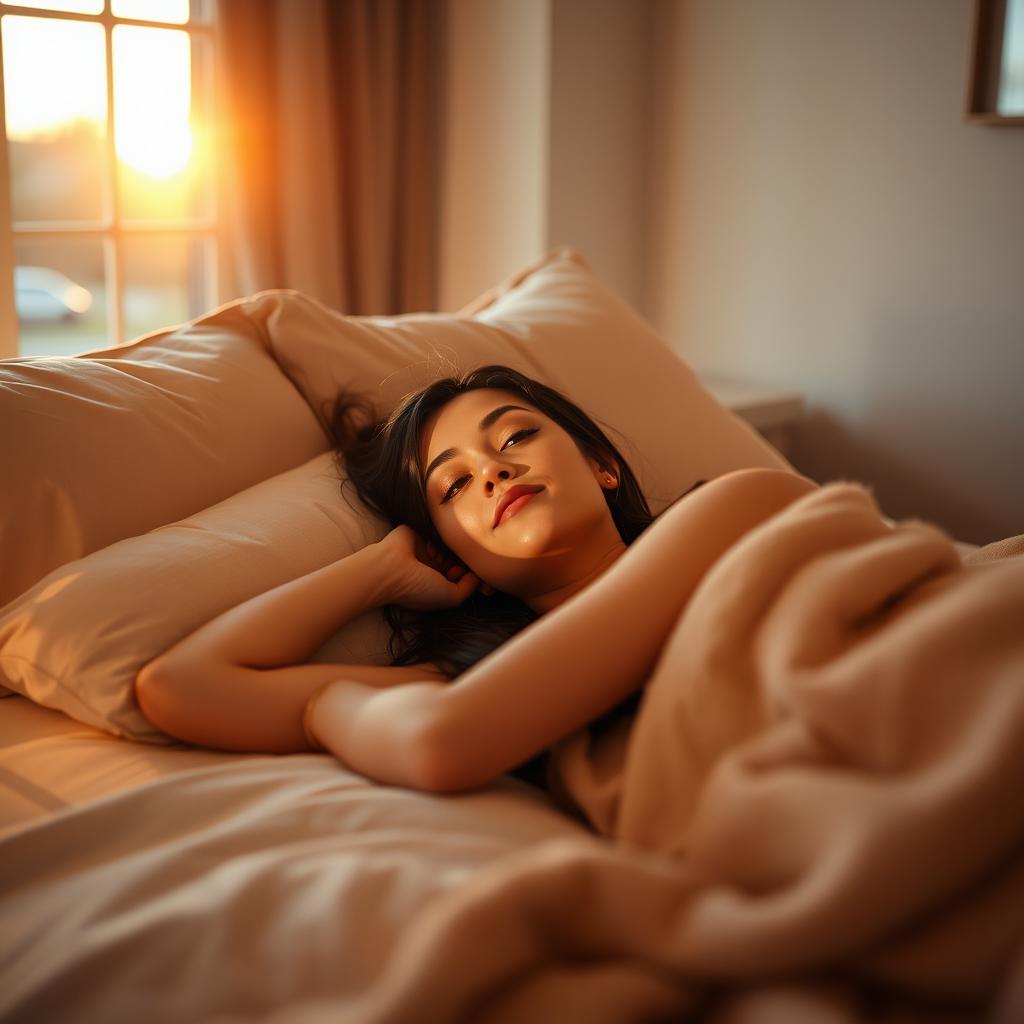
[440,428,539,504]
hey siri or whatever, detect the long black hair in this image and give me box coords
[324,364,700,787]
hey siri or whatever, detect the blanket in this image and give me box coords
[338,481,1024,1023]
[2,482,1022,1023]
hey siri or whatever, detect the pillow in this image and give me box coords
[0,246,791,735]
[0,452,392,741]
[0,299,330,611]
[249,246,791,518]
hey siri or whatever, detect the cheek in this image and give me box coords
[433,514,472,560]
[436,511,498,572]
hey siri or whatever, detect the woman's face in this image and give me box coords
[418,388,624,606]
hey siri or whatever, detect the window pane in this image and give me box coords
[14,238,107,357]
[122,234,215,340]
[1,1,103,14]
[113,25,212,223]
[2,15,108,223]
[111,0,190,24]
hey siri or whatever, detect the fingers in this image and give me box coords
[430,553,494,597]
[445,564,473,586]
[457,570,479,593]
[445,563,495,596]
[424,542,447,571]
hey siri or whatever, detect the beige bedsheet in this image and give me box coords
[0,729,591,1021]
[0,694,275,837]
[2,481,1022,1022]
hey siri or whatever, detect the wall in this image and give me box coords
[647,0,1024,544]
[439,0,654,313]
[547,0,654,309]
[438,0,551,312]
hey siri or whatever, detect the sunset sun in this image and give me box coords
[113,24,194,179]
[2,12,197,181]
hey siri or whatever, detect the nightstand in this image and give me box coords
[701,377,804,459]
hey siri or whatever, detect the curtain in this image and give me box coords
[212,0,444,314]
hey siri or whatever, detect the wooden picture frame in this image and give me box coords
[965,0,1024,124]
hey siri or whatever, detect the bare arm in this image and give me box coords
[296,468,817,789]
[425,467,819,793]
[134,543,446,754]
[141,543,394,671]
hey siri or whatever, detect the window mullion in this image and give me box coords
[0,5,213,35]
[102,11,123,346]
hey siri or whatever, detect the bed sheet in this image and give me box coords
[1,694,598,1020]
[0,740,596,1023]
[0,694,277,839]
[0,694,572,841]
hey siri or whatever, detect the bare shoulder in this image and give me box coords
[710,467,819,498]
[647,467,818,549]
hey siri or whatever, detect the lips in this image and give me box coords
[493,485,544,528]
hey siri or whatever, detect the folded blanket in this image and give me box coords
[342,481,1024,1023]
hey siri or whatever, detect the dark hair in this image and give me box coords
[324,364,700,786]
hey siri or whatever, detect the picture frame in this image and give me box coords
[965,0,1024,124]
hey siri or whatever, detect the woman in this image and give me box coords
[135,365,817,795]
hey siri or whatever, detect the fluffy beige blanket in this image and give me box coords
[344,481,1024,1023]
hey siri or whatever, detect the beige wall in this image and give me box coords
[439,0,654,313]
[438,0,551,312]
[647,0,1024,544]
[440,0,1023,544]
[547,0,654,309]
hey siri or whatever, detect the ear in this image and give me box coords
[590,457,620,491]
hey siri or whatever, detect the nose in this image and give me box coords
[482,461,513,492]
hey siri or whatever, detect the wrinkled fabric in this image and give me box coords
[345,482,1024,1023]
[3,482,1022,1023]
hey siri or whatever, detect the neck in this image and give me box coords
[524,538,627,615]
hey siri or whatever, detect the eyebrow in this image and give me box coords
[422,405,532,488]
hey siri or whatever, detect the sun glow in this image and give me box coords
[113,24,193,178]
[2,12,197,181]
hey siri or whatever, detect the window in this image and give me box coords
[0,0,219,358]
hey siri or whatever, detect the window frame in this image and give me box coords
[0,0,224,358]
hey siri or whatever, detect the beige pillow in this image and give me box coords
[0,299,330,611]
[0,246,791,735]
[251,246,791,517]
[0,452,392,740]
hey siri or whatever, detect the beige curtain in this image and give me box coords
[212,0,444,314]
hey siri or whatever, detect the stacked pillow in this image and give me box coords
[252,247,789,517]
[0,247,791,740]
[0,300,330,609]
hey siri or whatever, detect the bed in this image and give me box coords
[2,248,1022,1023]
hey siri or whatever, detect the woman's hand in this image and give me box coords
[373,525,494,610]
